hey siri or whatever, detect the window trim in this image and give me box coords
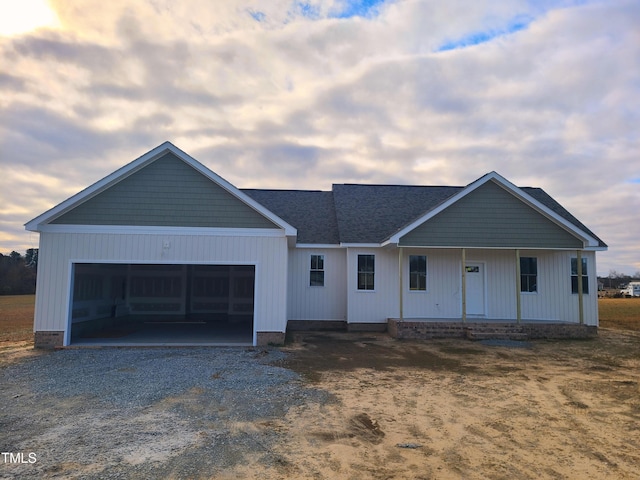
[519,256,538,294]
[357,254,375,291]
[408,255,427,292]
[309,254,325,287]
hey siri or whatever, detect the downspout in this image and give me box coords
[515,249,522,324]
[398,246,403,321]
[577,250,584,325]
[461,248,466,323]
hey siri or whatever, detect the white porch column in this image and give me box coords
[577,250,584,325]
[398,247,404,321]
[461,248,466,323]
[515,249,522,324]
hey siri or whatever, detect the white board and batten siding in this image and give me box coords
[337,247,599,326]
[400,248,462,319]
[463,249,597,324]
[34,231,289,344]
[346,248,400,324]
[519,250,598,325]
[287,248,347,321]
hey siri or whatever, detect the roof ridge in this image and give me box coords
[241,188,328,193]
[334,183,464,188]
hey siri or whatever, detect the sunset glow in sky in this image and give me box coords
[0,0,638,275]
[0,0,60,36]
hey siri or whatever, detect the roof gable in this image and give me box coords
[399,180,583,248]
[389,172,604,249]
[26,142,296,234]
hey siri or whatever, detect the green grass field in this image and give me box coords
[598,297,640,331]
[0,295,638,346]
[0,294,36,344]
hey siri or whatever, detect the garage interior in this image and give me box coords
[69,263,255,345]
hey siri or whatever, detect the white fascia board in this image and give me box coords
[340,243,382,248]
[25,142,297,237]
[294,243,343,249]
[35,224,286,237]
[385,171,600,248]
[395,244,607,251]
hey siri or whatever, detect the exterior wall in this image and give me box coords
[399,181,583,249]
[287,248,347,321]
[466,249,517,319]
[397,248,599,326]
[34,230,289,345]
[400,248,462,319]
[518,249,598,325]
[346,247,399,324]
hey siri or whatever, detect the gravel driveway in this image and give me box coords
[1,347,330,479]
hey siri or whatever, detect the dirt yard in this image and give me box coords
[230,330,640,479]
[2,293,640,479]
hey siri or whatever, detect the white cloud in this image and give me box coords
[1,0,638,274]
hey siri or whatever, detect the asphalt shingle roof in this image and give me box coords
[243,183,606,248]
[331,184,460,244]
[242,189,340,244]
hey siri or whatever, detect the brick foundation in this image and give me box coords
[388,320,597,341]
[521,323,597,339]
[34,331,64,349]
[256,331,286,345]
[388,320,467,339]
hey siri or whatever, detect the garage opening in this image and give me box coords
[69,263,255,346]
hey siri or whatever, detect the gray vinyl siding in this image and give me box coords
[399,180,583,248]
[51,153,278,229]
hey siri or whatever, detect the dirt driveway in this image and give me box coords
[2,330,639,479]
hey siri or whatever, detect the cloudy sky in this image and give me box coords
[0,0,638,276]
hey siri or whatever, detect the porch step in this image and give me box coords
[464,326,529,341]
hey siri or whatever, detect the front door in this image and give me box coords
[465,263,486,316]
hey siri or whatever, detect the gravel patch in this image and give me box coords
[0,347,332,479]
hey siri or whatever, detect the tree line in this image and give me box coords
[0,249,38,295]
[598,270,640,290]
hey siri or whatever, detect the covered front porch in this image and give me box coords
[395,246,593,324]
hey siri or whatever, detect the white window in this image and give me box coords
[310,254,324,287]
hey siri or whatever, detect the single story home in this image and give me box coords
[26,142,607,347]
